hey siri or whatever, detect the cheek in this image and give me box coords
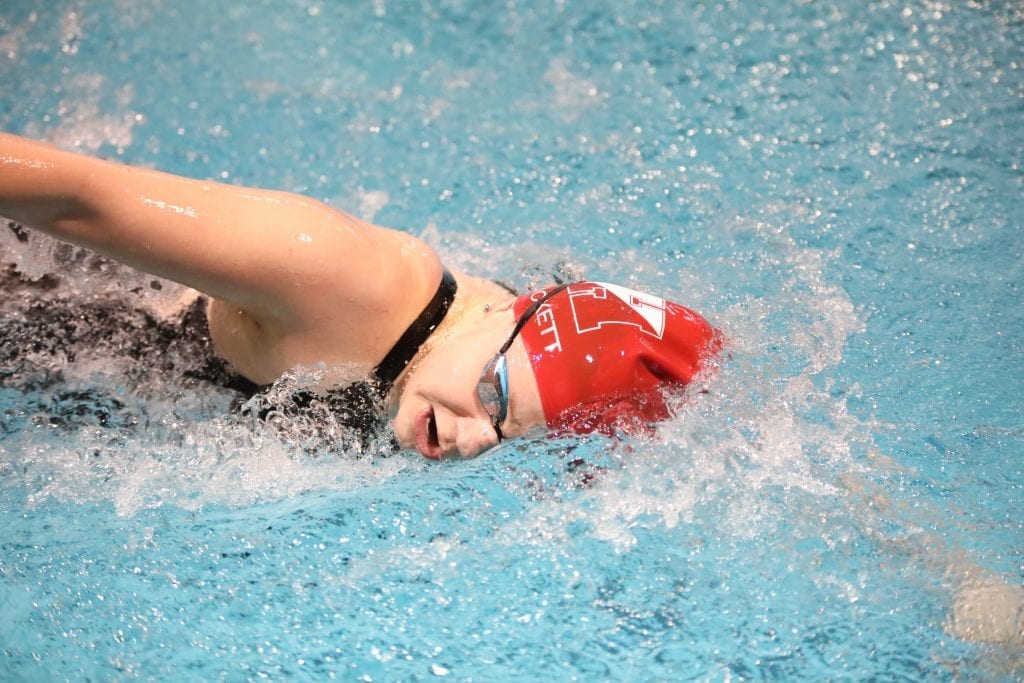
[412,351,478,403]
[400,320,510,414]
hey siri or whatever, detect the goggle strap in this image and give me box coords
[498,283,572,355]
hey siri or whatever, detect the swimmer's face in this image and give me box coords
[392,304,546,459]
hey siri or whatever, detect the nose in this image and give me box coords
[453,416,500,458]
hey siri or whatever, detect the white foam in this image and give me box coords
[358,189,390,220]
[9,401,422,517]
[947,571,1024,646]
[419,222,584,291]
[0,222,192,316]
[23,73,142,154]
[544,58,608,123]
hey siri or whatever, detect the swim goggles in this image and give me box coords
[476,283,571,441]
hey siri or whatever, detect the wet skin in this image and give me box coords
[390,297,547,459]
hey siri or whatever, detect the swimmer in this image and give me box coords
[0,132,721,458]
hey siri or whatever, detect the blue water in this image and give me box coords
[1,0,1022,680]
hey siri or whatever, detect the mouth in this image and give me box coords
[413,406,444,459]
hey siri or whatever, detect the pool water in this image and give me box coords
[1,0,1022,679]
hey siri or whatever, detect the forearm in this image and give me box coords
[0,133,93,234]
[0,132,193,263]
[0,132,243,288]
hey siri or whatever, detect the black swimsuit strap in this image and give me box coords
[372,267,458,392]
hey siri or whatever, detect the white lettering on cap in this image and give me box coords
[535,302,562,352]
[569,282,667,339]
[528,289,563,353]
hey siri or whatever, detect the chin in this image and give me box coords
[391,407,415,450]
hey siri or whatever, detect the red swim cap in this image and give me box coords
[514,282,721,434]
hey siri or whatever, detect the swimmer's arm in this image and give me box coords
[0,133,436,327]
